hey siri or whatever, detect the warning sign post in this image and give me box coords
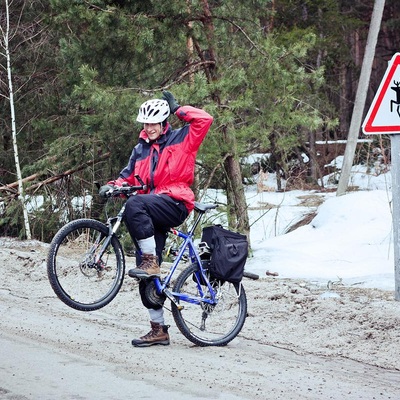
[391,135,400,301]
[363,52,400,300]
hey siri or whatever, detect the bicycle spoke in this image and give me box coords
[171,264,247,346]
[47,219,124,311]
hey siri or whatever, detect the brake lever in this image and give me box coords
[134,174,147,191]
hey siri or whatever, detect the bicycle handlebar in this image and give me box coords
[108,184,145,197]
[98,174,147,198]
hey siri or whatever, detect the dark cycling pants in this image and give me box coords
[124,194,189,310]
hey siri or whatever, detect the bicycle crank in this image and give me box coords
[163,288,184,311]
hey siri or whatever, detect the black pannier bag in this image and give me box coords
[200,225,248,283]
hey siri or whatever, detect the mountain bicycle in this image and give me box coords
[47,176,257,346]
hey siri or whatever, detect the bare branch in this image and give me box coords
[7,0,26,42]
[83,1,114,13]
[0,92,10,100]
[0,152,112,196]
[216,16,268,57]
[160,60,216,88]
[196,154,229,202]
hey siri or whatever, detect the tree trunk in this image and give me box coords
[3,0,32,239]
[224,154,249,236]
[221,123,250,242]
[339,64,349,136]
[337,0,386,196]
[198,0,250,244]
[307,128,318,184]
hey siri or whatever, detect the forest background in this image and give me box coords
[0,0,399,243]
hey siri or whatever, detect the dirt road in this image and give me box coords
[1,239,399,399]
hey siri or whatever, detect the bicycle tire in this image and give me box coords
[171,263,247,346]
[47,219,125,311]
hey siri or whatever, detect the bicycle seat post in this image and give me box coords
[188,209,205,236]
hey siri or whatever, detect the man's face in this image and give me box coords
[144,123,162,141]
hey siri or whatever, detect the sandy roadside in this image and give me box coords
[1,239,400,399]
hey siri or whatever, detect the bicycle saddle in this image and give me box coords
[194,202,218,212]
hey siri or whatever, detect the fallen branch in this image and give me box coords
[0,152,111,197]
[0,173,41,193]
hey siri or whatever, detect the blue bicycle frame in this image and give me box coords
[133,203,219,310]
[155,227,216,308]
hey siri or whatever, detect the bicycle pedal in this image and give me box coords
[128,270,160,279]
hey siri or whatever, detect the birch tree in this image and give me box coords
[0,0,31,239]
[336,0,385,196]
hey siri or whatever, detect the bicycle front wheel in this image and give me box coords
[47,219,125,311]
[171,264,247,346]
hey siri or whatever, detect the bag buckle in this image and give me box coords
[198,242,211,256]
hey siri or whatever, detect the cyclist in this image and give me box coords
[99,91,213,347]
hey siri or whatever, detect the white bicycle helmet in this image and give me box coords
[136,99,170,123]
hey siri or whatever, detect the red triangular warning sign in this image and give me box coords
[363,53,400,134]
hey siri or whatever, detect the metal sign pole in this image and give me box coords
[362,53,400,300]
[391,134,400,300]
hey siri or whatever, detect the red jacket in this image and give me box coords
[111,105,213,213]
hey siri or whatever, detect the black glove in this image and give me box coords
[162,90,180,114]
[99,184,114,198]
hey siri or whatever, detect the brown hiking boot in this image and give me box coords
[131,321,170,347]
[128,254,160,278]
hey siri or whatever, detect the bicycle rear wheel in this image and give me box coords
[47,219,125,311]
[171,263,247,346]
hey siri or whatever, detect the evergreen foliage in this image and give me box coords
[0,0,399,240]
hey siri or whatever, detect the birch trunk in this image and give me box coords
[336,0,386,196]
[2,0,32,239]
